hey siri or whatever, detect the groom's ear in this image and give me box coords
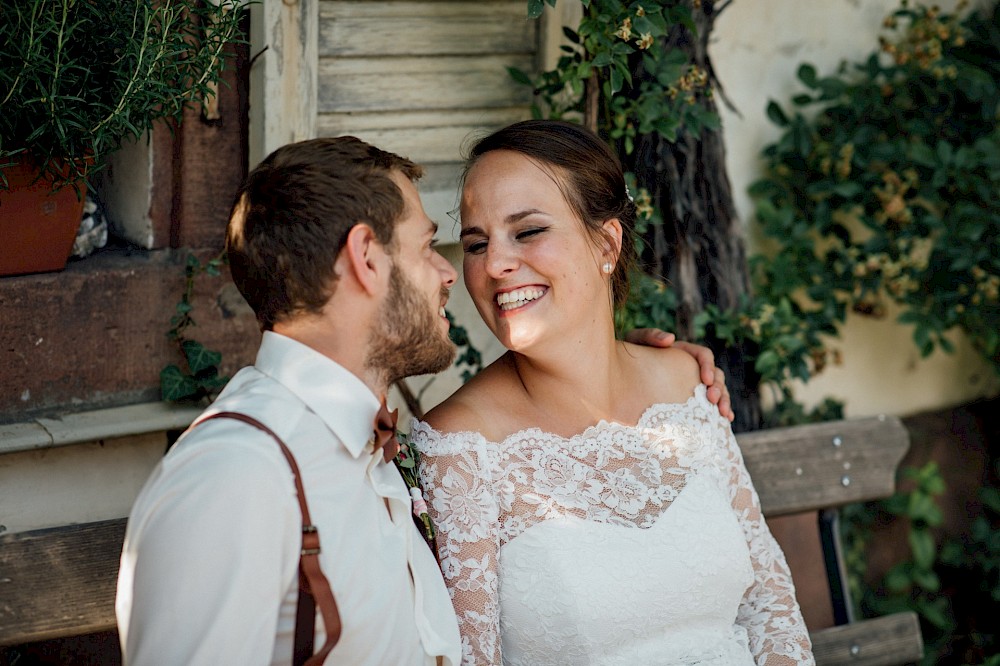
[340,223,389,296]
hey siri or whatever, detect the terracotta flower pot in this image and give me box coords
[0,156,86,277]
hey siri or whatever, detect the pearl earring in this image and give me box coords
[602,262,613,274]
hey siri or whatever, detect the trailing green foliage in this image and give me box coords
[446,310,485,383]
[750,2,1000,377]
[161,254,229,403]
[0,0,245,189]
[510,0,717,152]
[844,455,1000,664]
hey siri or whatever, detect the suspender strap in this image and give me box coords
[195,411,342,666]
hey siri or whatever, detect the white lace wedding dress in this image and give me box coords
[412,385,815,666]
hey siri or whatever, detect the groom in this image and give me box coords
[115,136,731,665]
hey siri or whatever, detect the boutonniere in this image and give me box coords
[392,432,437,554]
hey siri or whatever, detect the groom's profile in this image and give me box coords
[116,137,463,665]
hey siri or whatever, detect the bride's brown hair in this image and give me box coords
[464,119,638,310]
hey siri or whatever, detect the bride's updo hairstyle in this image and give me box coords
[464,119,638,310]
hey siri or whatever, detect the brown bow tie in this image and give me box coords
[373,397,400,463]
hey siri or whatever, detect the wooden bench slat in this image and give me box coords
[811,612,924,666]
[737,416,909,516]
[0,518,126,646]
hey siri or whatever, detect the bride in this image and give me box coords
[412,120,815,665]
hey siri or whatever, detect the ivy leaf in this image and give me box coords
[909,529,937,571]
[910,564,940,592]
[161,365,199,402]
[182,340,222,375]
[917,597,952,631]
[884,564,912,593]
[205,260,222,277]
[982,486,1000,514]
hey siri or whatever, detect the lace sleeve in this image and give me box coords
[712,412,816,666]
[412,421,501,666]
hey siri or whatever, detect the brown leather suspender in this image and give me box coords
[195,412,342,666]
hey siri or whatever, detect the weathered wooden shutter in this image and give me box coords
[318,1,538,236]
[251,0,540,240]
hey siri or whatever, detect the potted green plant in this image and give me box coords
[0,0,245,276]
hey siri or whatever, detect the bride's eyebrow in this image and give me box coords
[459,209,547,239]
[507,209,546,224]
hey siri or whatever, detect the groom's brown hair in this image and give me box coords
[226,137,422,330]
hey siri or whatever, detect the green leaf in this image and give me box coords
[766,101,789,127]
[592,52,613,68]
[610,67,623,94]
[507,66,533,86]
[182,340,222,375]
[831,181,862,198]
[527,0,544,19]
[797,63,818,88]
[981,486,1000,513]
[909,529,936,570]
[161,365,199,402]
[911,566,940,592]
[755,349,780,378]
[884,564,912,593]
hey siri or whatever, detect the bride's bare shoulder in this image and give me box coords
[623,342,702,403]
[423,353,518,436]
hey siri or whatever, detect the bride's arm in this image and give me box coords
[715,417,816,666]
[413,423,502,666]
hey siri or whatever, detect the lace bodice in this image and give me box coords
[413,385,814,666]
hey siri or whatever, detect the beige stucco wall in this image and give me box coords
[421,0,999,422]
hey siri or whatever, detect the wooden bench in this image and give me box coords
[740,415,923,666]
[0,415,923,664]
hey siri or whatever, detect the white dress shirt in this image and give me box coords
[116,331,461,666]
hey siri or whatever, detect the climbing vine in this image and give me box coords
[161,253,229,403]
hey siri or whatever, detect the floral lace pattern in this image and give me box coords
[414,385,815,666]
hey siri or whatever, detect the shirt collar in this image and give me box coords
[254,331,380,458]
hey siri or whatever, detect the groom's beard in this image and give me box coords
[366,262,456,386]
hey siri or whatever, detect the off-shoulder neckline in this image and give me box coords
[412,383,711,449]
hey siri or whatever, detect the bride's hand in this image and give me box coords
[623,329,734,422]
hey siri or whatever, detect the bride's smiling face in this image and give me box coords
[459,150,620,352]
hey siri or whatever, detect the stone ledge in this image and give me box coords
[0,402,202,456]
